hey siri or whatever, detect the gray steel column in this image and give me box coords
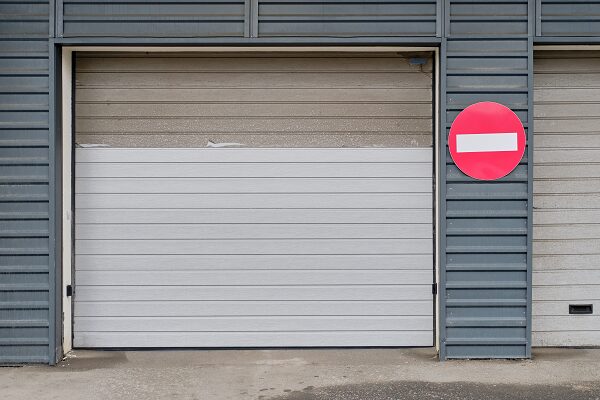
[0,0,53,364]
[439,0,534,359]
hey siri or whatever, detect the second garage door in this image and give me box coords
[534,51,600,346]
[73,52,434,348]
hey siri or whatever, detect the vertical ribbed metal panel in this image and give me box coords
[439,0,533,359]
[538,1,600,36]
[0,0,52,364]
[57,0,246,38]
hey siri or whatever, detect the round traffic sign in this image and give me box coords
[448,102,526,181]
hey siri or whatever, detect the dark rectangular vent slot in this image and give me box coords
[569,304,593,315]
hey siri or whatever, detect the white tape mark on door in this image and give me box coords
[456,132,518,153]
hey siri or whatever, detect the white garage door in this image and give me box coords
[534,51,600,346]
[73,52,434,348]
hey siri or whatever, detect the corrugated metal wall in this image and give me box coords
[537,1,600,36]
[0,0,53,363]
[257,0,438,37]
[55,0,439,39]
[59,0,247,38]
[16,0,600,363]
[439,0,533,359]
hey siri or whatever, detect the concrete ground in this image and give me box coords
[1,348,600,400]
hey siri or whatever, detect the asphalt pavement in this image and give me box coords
[1,348,600,400]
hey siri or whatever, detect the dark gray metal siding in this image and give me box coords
[537,1,600,37]
[0,0,53,363]
[439,0,533,359]
[257,0,439,37]
[57,0,247,38]
[56,0,439,39]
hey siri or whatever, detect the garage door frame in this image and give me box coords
[60,46,441,353]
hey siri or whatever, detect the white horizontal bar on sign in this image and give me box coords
[456,132,518,153]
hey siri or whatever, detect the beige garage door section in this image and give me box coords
[534,51,600,346]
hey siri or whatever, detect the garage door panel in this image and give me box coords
[534,210,600,225]
[75,223,433,240]
[535,51,600,69]
[75,209,433,225]
[75,148,433,163]
[534,286,600,301]
[534,271,600,286]
[75,254,433,271]
[533,239,600,255]
[535,164,600,179]
[76,71,432,88]
[76,270,432,286]
[535,134,600,148]
[76,87,433,103]
[75,162,431,178]
[534,73,600,88]
[533,254,600,270]
[75,54,428,73]
[77,102,433,118]
[534,178,600,194]
[73,331,434,348]
[75,238,433,255]
[76,133,434,148]
[533,224,600,239]
[75,193,433,209]
[534,332,600,347]
[76,285,432,302]
[535,149,600,163]
[533,194,600,209]
[75,177,432,194]
[75,316,434,332]
[535,118,600,133]
[534,88,600,103]
[535,103,600,118]
[75,300,433,317]
[75,117,433,134]
[534,316,600,332]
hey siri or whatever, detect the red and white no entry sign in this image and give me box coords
[448,102,526,181]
